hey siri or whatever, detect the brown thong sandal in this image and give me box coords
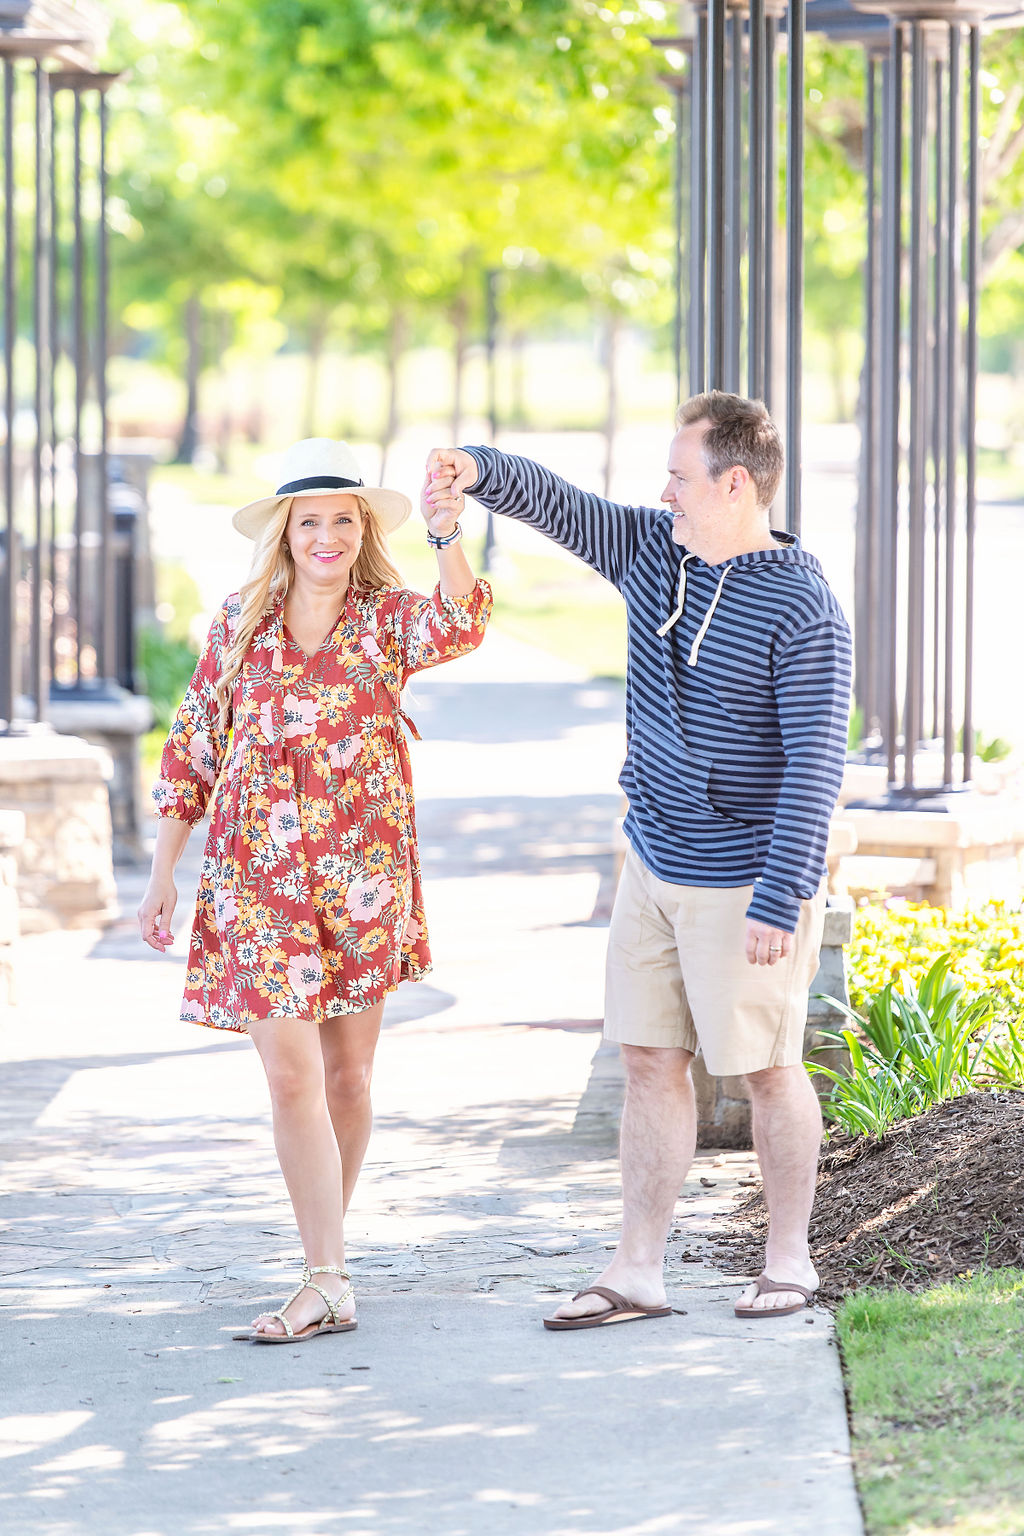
[233,1264,358,1344]
[543,1285,674,1331]
[733,1273,817,1319]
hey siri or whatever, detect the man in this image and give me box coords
[426,391,852,1326]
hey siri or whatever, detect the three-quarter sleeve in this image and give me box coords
[151,600,235,826]
[392,580,493,684]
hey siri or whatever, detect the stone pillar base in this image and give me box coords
[694,897,855,1148]
[0,735,118,933]
[47,686,154,864]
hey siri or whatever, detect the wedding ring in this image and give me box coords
[768,944,781,952]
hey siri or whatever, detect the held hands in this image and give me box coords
[745,918,792,967]
[422,447,479,537]
[138,879,177,953]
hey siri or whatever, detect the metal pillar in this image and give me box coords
[963,23,980,785]
[689,11,708,393]
[903,21,928,786]
[97,85,112,682]
[785,0,805,534]
[748,0,768,400]
[706,0,728,387]
[843,0,1002,796]
[941,21,962,789]
[1,60,15,726]
[31,61,52,722]
[724,8,744,392]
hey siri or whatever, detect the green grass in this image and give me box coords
[837,1270,1024,1536]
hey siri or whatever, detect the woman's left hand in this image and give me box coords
[420,467,461,537]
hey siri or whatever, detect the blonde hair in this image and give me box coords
[214,495,404,731]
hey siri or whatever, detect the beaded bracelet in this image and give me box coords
[426,522,463,549]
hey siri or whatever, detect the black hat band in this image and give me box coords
[276,474,365,495]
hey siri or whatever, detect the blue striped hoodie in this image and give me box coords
[466,445,853,933]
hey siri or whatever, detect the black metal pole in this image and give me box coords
[930,54,945,744]
[1,60,16,727]
[724,9,743,393]
[963,25,979,785]
[707,0,727,389]
[32,61,51,721]
[785,0,805,535]
[72,86,84,684]
[882,29,904,786]
[673,74,686,403]
[764,13,777,411]
[903,22,928,789]
[97,87,112,682]
[689,12,708,394]
[48,80,59,688]
[482,267,497,574]
[856,49,880,739]
[748,0,766,400]
[942,24,961,789]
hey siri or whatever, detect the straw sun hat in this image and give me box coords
[232,438,412,540]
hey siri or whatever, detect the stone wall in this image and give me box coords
[0,736,118,933]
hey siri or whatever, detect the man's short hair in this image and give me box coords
[675,391,783,508]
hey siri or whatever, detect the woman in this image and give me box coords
[138,438,491,1342]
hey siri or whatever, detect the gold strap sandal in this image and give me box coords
[234,1263,357,1344]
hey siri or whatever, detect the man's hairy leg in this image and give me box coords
[552,1045,695,1320]
[738,1062,822,1312]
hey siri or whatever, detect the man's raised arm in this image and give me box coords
[426,443,661,592]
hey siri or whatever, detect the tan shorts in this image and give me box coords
[603,845,827,1076]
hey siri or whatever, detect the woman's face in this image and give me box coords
[285,493,363,588]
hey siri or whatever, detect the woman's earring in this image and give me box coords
[283,541,290,553]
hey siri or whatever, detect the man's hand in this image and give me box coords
[426,447,479,498]
[745,918,792,967]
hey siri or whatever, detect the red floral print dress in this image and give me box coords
[153,580,492,1031]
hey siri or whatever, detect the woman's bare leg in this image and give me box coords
[246,1015,355,1336]
[319,1002,384,1213]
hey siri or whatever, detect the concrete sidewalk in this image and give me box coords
[0,633,862,1536]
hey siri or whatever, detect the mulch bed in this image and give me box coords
[714,1090,1024,1304]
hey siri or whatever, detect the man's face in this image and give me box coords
[661,422,730,555]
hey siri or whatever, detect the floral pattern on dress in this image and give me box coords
[154,580,492,1031]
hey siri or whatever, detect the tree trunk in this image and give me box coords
[215,309,232,473]
[603,309,620,499]
[174,292,202,465]
[450,291,468,444]
[303,308,328,440]
[379,308,405,484]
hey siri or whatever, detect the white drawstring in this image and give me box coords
[686,564,731,667]
[656,554,731,665]
[655,554,695,638]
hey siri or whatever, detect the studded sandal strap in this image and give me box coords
[305,1266,353,1324]
[306,1279,354,1322]
[265,1309,295,1338]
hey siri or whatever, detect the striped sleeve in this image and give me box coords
[464,444,661,591]
[746,617,853,932]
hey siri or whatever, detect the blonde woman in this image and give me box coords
[138,439,491,1342]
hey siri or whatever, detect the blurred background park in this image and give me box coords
[5,0,1024,769]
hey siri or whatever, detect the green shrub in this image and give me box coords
[817,951,1024,1137]
[136,626,199,733]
